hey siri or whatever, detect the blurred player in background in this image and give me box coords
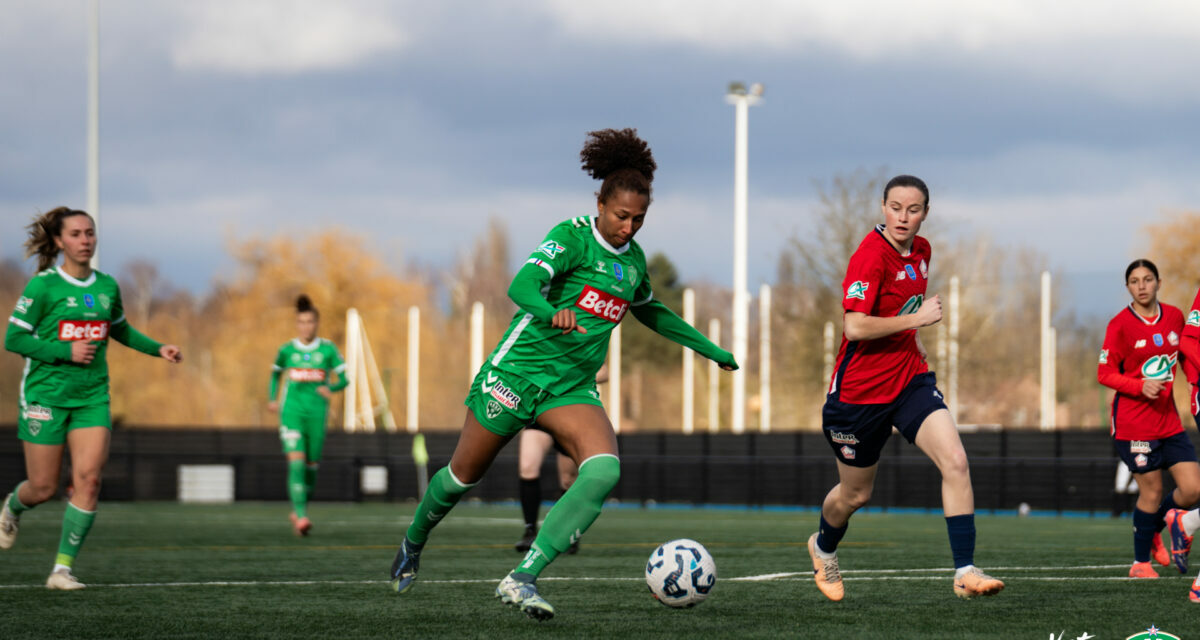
[268,294,348,537]
[389,128,737,620]
[513,363,608,554]
[1161,276,1200,595]
[808,176,1004,602]
[1099,259,1200,578]
[0,207,182,589]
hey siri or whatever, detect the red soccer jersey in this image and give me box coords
[828,225,931,404]
[1179,287,1200,388]
[1097,303,1184,440]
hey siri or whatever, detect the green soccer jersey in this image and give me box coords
[270,338,348,416]
[489,216,654,395]
[5,266,162,408]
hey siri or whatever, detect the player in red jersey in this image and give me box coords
[1102,259,1200,578]
[806,175,1004,602]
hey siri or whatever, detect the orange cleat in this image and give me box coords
[1189,573,1199,603]
[807,533,844,602]
[1151,532,1171,567]
[1128,561,1158,579]
[953,567,1005,599]
[1165,509,1193,574]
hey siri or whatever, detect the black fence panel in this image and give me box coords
[0,426,1195,515]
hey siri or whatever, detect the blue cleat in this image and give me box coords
[1165,509,1193,574]
[496,572,555,621]
[389,538,421,594]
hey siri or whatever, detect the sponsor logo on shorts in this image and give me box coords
[482,372,521,409]
[27,420,41,436]
[1098,349,1108,364]
[1141,353,1177,381]
[1135,454,1148,467]
[840,445,856,460]
[289,368,326,382]
[846,281,868,300]
[1130,440,1151,454]
[279,427,302,448]
[58,320,109,341]
[537,240,565,259]
[1134,340,1146,349]
[1168,331,1179,346]
[15,296,33,314]
[1188,310,1200,327]
[486,400,503,419]
[25,405,52,421]
[575,285,629,323]
[830,431,859,445]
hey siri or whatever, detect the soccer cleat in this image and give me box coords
[1190,573,1200,603]
[566,538,581,555]
[807,533,844,602]
[1151,531,1171,567]
[514,524,537,553]
[953,567,1005,599]
[45,568,85,591]
[1128,561,1158,579]
[0,495,18,550]
[495,572,555,620]
[293,516,312,537]
[1166,509,1193,574]
[389,538,420,594]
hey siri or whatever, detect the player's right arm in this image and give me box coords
[507,225,584,332]
[839,250,940,342]
[267,346,286,412]
[1097,317,1153,398]
[5,278,73,364]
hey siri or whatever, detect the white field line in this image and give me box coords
[0,564,1154,590]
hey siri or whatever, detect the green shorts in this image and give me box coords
[279,412,327,461]
[18,402,111,445]
[464,360,604,437]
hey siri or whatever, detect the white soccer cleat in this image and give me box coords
[46,568,85,591]
[0,495,18,550]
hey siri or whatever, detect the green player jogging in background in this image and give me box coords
[268,294,348,537]
[388,128,738,621]
[1,207,182,590]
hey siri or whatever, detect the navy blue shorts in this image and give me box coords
[821,372,948,467]
[1114,431,1199,474]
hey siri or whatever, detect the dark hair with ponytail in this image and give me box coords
[24,207,93,272]
[1125,259,1159,283]
[296,294,319,319]
[580,128,656,205]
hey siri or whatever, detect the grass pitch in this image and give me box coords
[0,501,1194,639]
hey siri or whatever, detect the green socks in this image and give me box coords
[405,466,475,547]
[305,464,319,500]
[54,502,96,568]
[288,459,308,519]
[517,454,620,578]
[7,482,31,516]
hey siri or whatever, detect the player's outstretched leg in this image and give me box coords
[943,514,1005,598]
[390,466,476,594]
[1166,508,1196,574]
[46,502,95,590]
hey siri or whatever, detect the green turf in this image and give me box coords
[0,501,1194,639]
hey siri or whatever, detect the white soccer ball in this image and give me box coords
[645,538,716,608]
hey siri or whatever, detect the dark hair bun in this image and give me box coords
[296,294,314,313]
[580,128,656,183]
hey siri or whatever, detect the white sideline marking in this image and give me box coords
[0,564,1151,590]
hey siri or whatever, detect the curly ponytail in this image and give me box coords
[296,294,319,319]
[580,128,656,204]
[24,207,92,272]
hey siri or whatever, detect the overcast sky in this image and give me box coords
[5,1,1200,317]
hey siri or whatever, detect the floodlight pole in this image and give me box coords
[87,0,100,268]
[725,82,762,435]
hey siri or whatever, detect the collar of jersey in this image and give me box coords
[1126,302,1162,326]
[590,217,629,255]
[55,265,97,288]
[292,338,321,352]
[873,224,915,257]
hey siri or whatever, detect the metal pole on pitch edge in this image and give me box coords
[407,306,420,433]
[725,81,762,436]
[609,323,622,434]
[87,0,100,269]
[708,318,721,433]
[1040,272,1055,430]
[759,284,771,433]
[682,288,695,435]
[469,301,484,385]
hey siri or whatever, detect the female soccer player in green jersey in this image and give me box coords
[1,207,182,590]
[267,294,348,536]
[389,128,738,620]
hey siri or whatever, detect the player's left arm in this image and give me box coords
[628,273,737,370]
[107,282,182,362]
[324,344,349,393]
